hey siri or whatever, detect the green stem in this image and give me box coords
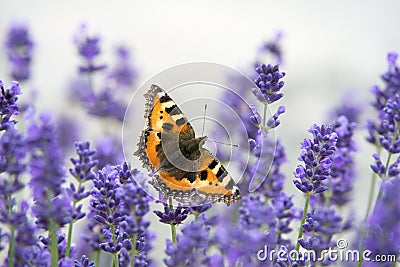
[49,219,59,267]
[6,195,15,267]
[169,197,177,244]
[130,234,137,267]
[94,251,100,267]
[66,180,82,257]
[262,103,268,132]
[111,225,119,267]
[65,221,74,257]
[364,172,378,220]
[295,193,311,252]
[8,227,15,267]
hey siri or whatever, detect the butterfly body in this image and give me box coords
[135,84,241,205]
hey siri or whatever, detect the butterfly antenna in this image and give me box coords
[207,138,239,148]
[201,104,207,136]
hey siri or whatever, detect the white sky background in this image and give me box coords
[1,0,400,264]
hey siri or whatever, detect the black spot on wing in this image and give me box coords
[216,166,228,182]
[186,172,197,183]
[176,117,186,126]
[156,132,162,138]
[159,95,172,103]
[208,159,218,169]
[200,170,208,181]
[165,105,182,115]
[162,123,173,131]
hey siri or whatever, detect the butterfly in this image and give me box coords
[134,84,241,205]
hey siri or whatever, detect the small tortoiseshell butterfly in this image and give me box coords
[135,84,241,205]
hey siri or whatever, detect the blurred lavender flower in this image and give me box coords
[108,46,137,88]
[164,213,214,267]
[364,177,400,265]
[330,91,363,124]
[75,24,106,74]
[56,115,81,151]
[271,192,296,248]
[26,113,73,232]
[256,32,283,66]
[293,124,338,194]
[318,116,357,207]
[253,64,285,104]
[0,81,22,130]
[27,113,66,199]
[85,88,126,122]
[94,135,124,169]
[239,194,275,230]
[5,23,34,81]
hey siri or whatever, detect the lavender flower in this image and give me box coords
[293,124,338,194]
[164,213,213,267]
[256,32,283,65]
[85,88,126,122]
[239,194,275,230]
[154,202,190,225]
[90,167,126,253]
[5,24,34,81]
[0,81,22,130]
[253,64,285,104]
[74,255,95,267]
[94,136,124,168]
[318,116,357,206]
[27,113,66,201]
[75,24,106,74]
[56,115,81,151]
[89,164,152,266]
[367,52,400,155]
[69,141,97,185]
[364,177,400,264]
[0,125,26,195]
[108,46,137,88]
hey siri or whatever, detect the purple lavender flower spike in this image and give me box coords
[56,115,81,151]
[74,255,95,267]
[154,201,190,225]
[293,124,338,195]
[88,164,152,266]
[69,141,97,183]
[0,81,22,130]
[85,88,126,122]
[317,115,357,207]
[253,64,285,104]
[5,23,34,81]
[108,46,137,88]
[364,177,400,263]
[299,208,345,265]
[257,32,284,65]
[164,213,212,267]
[0,125,26,195]
[75,24,106,74]
[94,136,124,168]
[239,194,275,230]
